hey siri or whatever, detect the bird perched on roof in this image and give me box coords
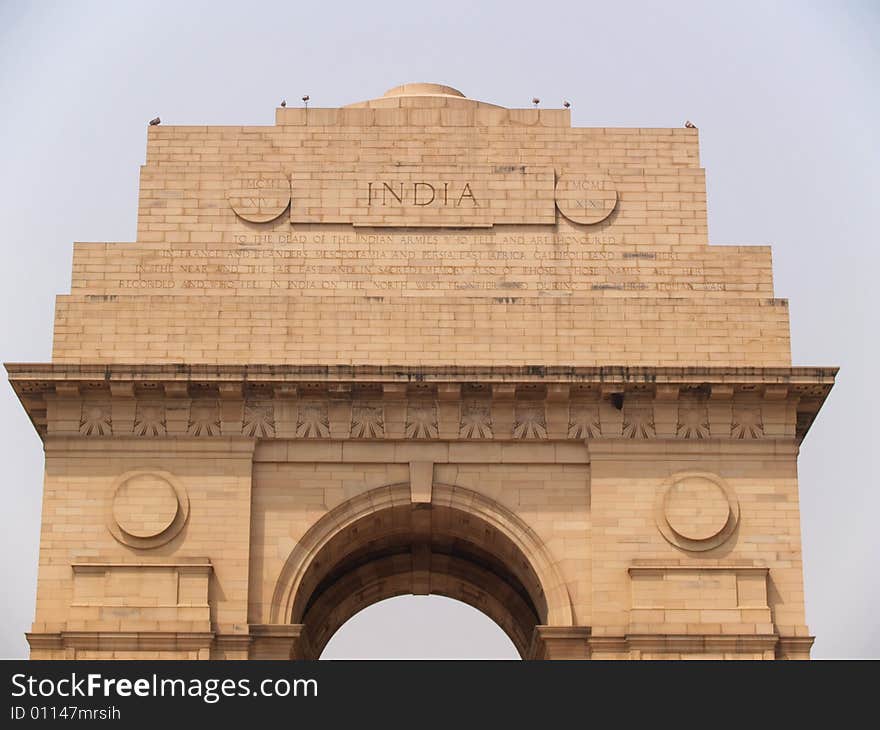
[148,117,160,126]
[563,100,571,109]
[280,99,286,107]
[684,120,697,128]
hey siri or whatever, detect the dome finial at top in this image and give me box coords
[382,83,466,99]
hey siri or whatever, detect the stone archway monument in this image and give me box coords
[8,83,835,660]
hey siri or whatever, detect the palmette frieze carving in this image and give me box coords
[79,401,112,437]
[134,401,166,437]
[351,402,385,439]
[187,399,221,437]
[568,401,601,439]
[459,399,493,439]
[48,386,780,441]
[676,398,710,439]
[405,399,438,439]
[243,401,276,438]
[622,402,655,439]
[296,399,330,439]
[731,404,764,439]
[513,403,547,440]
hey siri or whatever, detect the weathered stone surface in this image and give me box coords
[7,83,834,660]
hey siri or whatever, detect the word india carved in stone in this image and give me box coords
[367,181,479,207]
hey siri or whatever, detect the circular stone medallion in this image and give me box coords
[555,172,618,225]
[664,476,730,541]
[227,171,291,223]
[113,473,179,538]
[655,472,739,552]
[107,470,189,548]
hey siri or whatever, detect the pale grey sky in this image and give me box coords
[0,0,877,659]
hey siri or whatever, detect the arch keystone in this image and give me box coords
[409,461,434,503]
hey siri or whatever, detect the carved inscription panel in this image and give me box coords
[74,231,762,297]
[289,165,557,227]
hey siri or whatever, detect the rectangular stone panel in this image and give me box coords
[290,165,557,227]
[628,565,773,635]
[68,562,212,632]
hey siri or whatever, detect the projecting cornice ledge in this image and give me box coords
[4,362,839,386]
[5,363,836,443]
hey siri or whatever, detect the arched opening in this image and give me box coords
[320,595,520,659]
[270,483,574,659]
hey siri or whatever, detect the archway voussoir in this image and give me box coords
[270,481,575,655]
